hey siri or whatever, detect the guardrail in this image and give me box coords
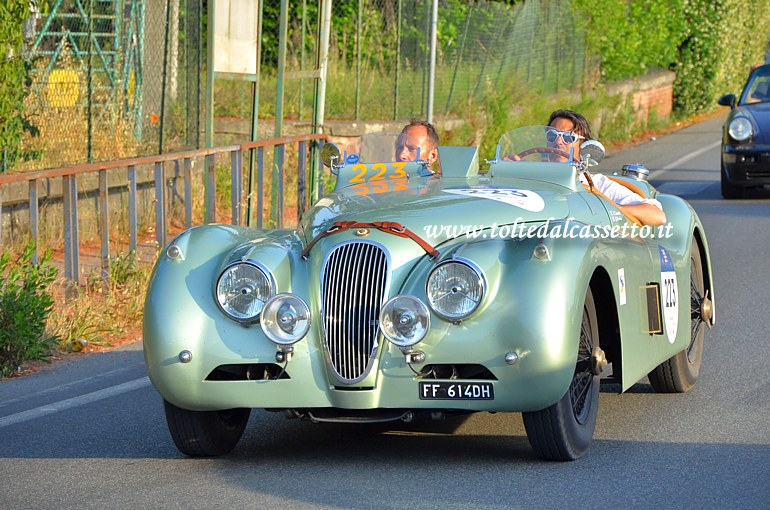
[0,133,327,291]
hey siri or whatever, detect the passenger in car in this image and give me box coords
[398,118,441,173]
[547,109,666,226]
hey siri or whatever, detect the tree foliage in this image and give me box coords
[0,0,46,172]
[574,0,770,116]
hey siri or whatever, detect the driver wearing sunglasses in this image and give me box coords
[548,109,666,226]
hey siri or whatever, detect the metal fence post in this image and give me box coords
[128,165,137,253]
[297,140,307,221]
[29,180,39,264]
[155,161,167,248]
[98,169,110,292]
[231,150,243,225]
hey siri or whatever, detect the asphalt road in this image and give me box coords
[2,114,769,509]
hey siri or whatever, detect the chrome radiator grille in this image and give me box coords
[321,241,389,382]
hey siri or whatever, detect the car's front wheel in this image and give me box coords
[522,288,600,461]
[163,399,251,457]
[721,163,744,199]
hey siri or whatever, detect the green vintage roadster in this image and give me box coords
[143,127,715,461]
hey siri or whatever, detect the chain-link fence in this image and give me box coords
[16,0,203,172]
[12,0,589,172]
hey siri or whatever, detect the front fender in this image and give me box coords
[394,231,598,411]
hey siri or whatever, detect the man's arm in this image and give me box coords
[619,203,667,226]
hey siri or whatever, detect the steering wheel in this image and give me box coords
[515,147,573,161]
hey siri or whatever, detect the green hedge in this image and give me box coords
[574,0,770,117]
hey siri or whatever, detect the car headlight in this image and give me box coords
[426,259,485,321]
[728,117,752,142]
[380,296,430,347]
[260,293,311,345]
[216,261,273,323]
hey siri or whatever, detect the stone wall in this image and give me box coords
[606,69,676,125]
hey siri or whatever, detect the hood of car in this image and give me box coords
[302,176,573,244]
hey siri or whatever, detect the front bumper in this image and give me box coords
[722,145,770,186]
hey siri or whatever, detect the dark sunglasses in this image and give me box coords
[545,128,585,145]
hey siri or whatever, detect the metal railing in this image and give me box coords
[0,133,327,291]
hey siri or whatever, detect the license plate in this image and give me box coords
[418,381,494,400]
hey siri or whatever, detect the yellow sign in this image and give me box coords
[46,69,80,107]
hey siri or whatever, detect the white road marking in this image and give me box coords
[0,376,150,429]
[649,140,721,178]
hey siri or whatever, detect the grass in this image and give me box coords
[46,250,151,354]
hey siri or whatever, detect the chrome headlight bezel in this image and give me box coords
[379,295,431,347]
[426,258,486,321]
[215,260,275,323]
[260,293,311,345]
[728,116,752,142]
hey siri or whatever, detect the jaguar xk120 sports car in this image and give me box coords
[143,127,716,461]
[717,63,770,198]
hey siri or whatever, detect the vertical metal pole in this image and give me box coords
[257,147,265,228]
[421,2,430,116]
[231,150,243,225]
[87,0,94,162]
[394,0,401,120]
[427,0,438,123]
[310,0,332,206]
[355,0,362,120]
[134,0,146,141]
[159,0,172,153]
[205,154,216,223]
[98,169,110,293]
[128,165,137,252]
[155,161,167,247]
[63,175,80,297]
[246,0,264,227]
[312,0,332,134]
[276,144,285,228]
[272,0,289,224]
[28,180,39,264]
[184,157,192,228]
[297,140,307,221]
[299,0,307,119]
[196,0,202,147]
[204,0,216,223]
[63,176,73,291]
[316,140,325,200]
[71,176,80,288]
[205,0,214,150]
[275,0,289,136]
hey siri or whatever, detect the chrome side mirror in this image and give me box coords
[320,143,343,175]
[579,139,605,168]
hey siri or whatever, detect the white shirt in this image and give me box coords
[579,173,663,210]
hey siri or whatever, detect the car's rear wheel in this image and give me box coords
[522,288,600,461]
[163,399,251,457]
[721,163,744,199]
[648,239,707,393]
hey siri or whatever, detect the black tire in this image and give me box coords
[648,239,706,393]
[721,164,744,199]
[163,399,251,457]
[522,288,600,461]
